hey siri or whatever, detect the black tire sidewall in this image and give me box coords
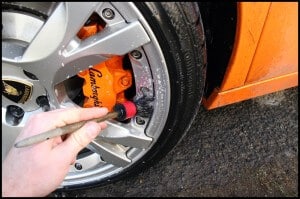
[131,2,206,164]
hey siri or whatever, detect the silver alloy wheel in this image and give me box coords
[2,2,170,188]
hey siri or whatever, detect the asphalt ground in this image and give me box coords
[51,86,298,197]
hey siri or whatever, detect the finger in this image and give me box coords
[99,120,108,130]
[19,107,108,138]
[44,107,109,129]
[70,156,76,165]
[50,136,63,148]
[53,121,104,160]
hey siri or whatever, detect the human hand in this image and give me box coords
[2,107,108,197]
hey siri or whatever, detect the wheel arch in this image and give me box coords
[197,2,237,98]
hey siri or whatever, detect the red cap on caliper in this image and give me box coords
[113,101,137,121]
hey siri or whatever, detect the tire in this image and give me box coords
[131,1,206,168]
[2,2,206,190]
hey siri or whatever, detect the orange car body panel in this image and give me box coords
[202,2,298,109]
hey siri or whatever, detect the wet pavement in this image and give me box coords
[51,87,298,197]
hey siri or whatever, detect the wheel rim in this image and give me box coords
[2,2,170,187]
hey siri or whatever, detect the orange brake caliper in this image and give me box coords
[77,23,133,111]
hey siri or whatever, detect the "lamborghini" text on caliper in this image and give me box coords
[78,56,132,111]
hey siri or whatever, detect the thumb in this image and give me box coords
[55,121,102,159]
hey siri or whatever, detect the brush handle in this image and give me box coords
[14,112,118,148]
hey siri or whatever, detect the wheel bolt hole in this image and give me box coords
[36,96,50,112]
[136,116,145,125]
[131,50,142,59]
[6,105,24,126]
[74,163,82,170]
[102,8,115,20]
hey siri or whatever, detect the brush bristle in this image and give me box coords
[122,101,137,119]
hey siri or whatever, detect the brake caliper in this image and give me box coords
[78,56,132,111]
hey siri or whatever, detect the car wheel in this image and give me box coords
[2,2,206,189]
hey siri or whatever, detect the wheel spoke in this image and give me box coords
[86,122,152,167]
[99,122,152,148]
[63,21,151,62]
[22,2,103,62]
[88,139,131,167]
